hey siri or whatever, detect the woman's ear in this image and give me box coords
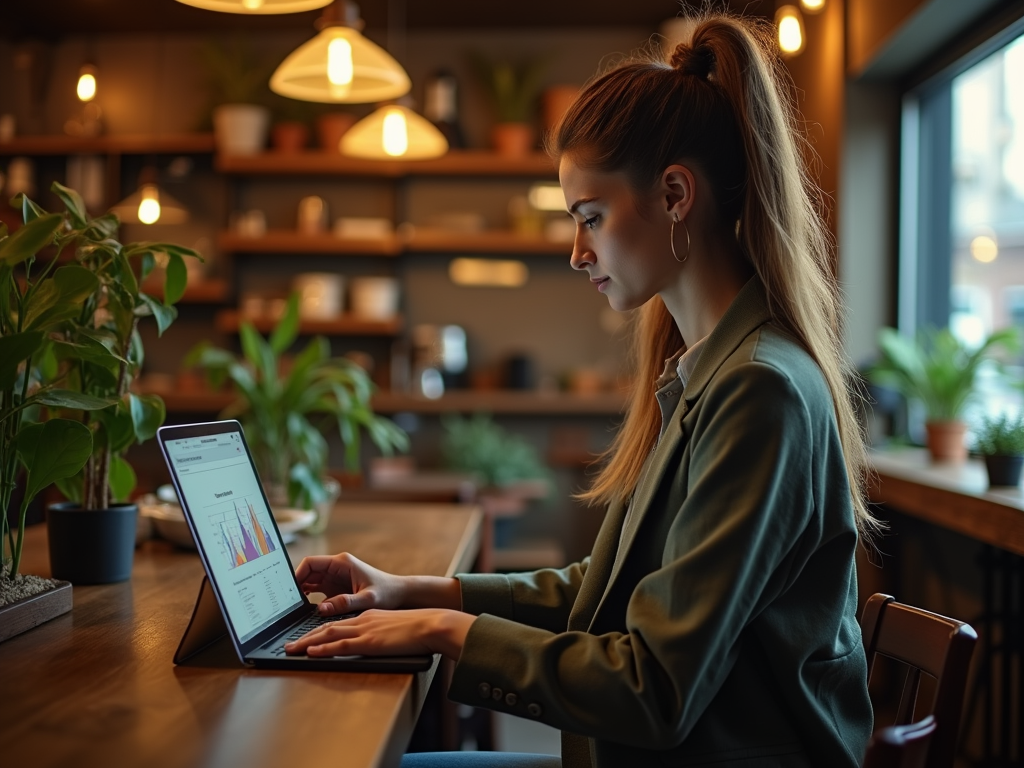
[662,164,696,221]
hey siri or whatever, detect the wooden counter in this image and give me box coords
[0,502,482,768]
[868,447,1024,556]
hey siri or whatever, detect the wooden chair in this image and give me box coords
[862,715,936,768]
[860,594,978,768]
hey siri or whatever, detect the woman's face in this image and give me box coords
[559,157,680,312]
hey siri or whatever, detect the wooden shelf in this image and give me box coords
[217,229,570,256]
[218,231,401,256]
[215,149,557,177]
[0,133,215,155]
[140,278,230,304]
[214,309,403,336]
[372,390,626,415]
[144,384,626,416]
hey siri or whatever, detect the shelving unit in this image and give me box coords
[213,309,403,336]
[0,133,216,156]
[141,277,230,304]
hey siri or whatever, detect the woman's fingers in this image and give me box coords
[284,610,434,657]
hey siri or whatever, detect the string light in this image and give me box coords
[775,5,806,57]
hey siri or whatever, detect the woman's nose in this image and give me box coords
[570,232,594,271]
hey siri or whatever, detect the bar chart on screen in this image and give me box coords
[211,497,278,570]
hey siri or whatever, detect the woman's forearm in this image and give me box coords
[401,575,463,611]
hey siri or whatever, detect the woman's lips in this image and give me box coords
[592,276,610,292]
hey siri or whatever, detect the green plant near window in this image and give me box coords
[186,293,408,511]
[467,51,547,124]
[867,326,1020,422]
[2,182,198,580]
[975,413,1024,457]
[440,413,550,490]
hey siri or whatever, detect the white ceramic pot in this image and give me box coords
[213,104,270,155]
[350,276,400,320]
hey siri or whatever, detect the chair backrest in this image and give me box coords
[860,594,978,768]
[862,715,936,768]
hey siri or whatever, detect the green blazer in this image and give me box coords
[451,277,872,767]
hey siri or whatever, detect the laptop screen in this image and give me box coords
[163,426,306,644]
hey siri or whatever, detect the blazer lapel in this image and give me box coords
[567,498,627,631]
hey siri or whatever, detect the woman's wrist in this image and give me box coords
[426,609,476,660]
[400,575,463,611]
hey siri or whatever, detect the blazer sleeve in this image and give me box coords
[448,361,824,749]
[457,559,590,634]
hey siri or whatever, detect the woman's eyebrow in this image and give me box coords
[568,197,599,214]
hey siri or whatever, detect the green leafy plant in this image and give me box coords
[2,182,198,580]
[975,413,1024,456]
[440,413,550,490]
[467,51,547,124]
[868,326,1020,422]
[186,294,408,509]
[201,37,276,106]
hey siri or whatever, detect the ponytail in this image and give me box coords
[555,11,877,536]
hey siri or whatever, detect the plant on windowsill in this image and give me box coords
[1,182,198,640]
[975,413,1024,487]
[185,293,408,535]
[867,326,1020,463]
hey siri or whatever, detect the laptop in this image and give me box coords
[158,419,433,672]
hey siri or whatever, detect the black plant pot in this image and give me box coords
[46,502,138,584]
[984,455,1024,488]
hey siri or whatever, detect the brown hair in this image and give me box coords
[552,12,876,535]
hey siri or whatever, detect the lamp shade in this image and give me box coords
[270,26,410,104]
[111,183,189,226]
[175,0,332,13]
[341,105,448,160]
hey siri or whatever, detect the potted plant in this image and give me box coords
[975,413,1024,487]
[467,51,546,156]
[1,182,198,638]
[202,38,275,155]
[868,325,1020,462]
[186,293,408,534]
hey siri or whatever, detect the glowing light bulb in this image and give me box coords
[800,0,825,12]
[776,6,805,56]
[138,185,161,225]
[971,235,998,263]
[327,37,353,99]
[242,0,263,7]
[382,108,408,157]
[77,66,97,102]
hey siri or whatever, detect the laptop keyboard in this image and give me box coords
[267,612,355,656]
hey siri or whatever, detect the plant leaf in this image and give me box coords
[136,292,177,336]
[108,455,137,503]
[268,292,300,355]
[0,331,43,390]
[22,265,99,331]
[164,252,188,305]
[34,389,119,410]
[0,213,62,267]
[51,181,89,228]
[16,419,93,504]
[129,392,166,443]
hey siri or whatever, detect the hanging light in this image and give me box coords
[111,168,189,226]
[775,5,806,57]
[77,63,98,102]
[270,1,410,104]
[174,0,331,13]
[341,103,447,160]
[800,0,825,13]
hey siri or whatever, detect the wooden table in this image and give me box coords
[868,447,1024,557]
[0,502,482,768]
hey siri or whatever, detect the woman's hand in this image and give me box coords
[293,552,463,617]
[293,552,407,616]
[284,608,475,661]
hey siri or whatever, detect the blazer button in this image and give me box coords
[527,702,543,717]
[504,692,518,706]
[478,683,491,699]
[491,687,504,701]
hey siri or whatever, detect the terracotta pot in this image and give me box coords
[925,420,968,463]
[316,112,357,153]
[271,121,309,153]
[491,122,535,156]
[542,85,580,134]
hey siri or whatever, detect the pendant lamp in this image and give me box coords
[175,0,331,13]
[111,168,189,226]
[270,1,410,104]
[341,103,447,160]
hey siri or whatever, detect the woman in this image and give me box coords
[286,12,875,768]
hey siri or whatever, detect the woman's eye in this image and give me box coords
[583,215,600,230]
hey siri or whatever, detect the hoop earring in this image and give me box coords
[670,216,690,264]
